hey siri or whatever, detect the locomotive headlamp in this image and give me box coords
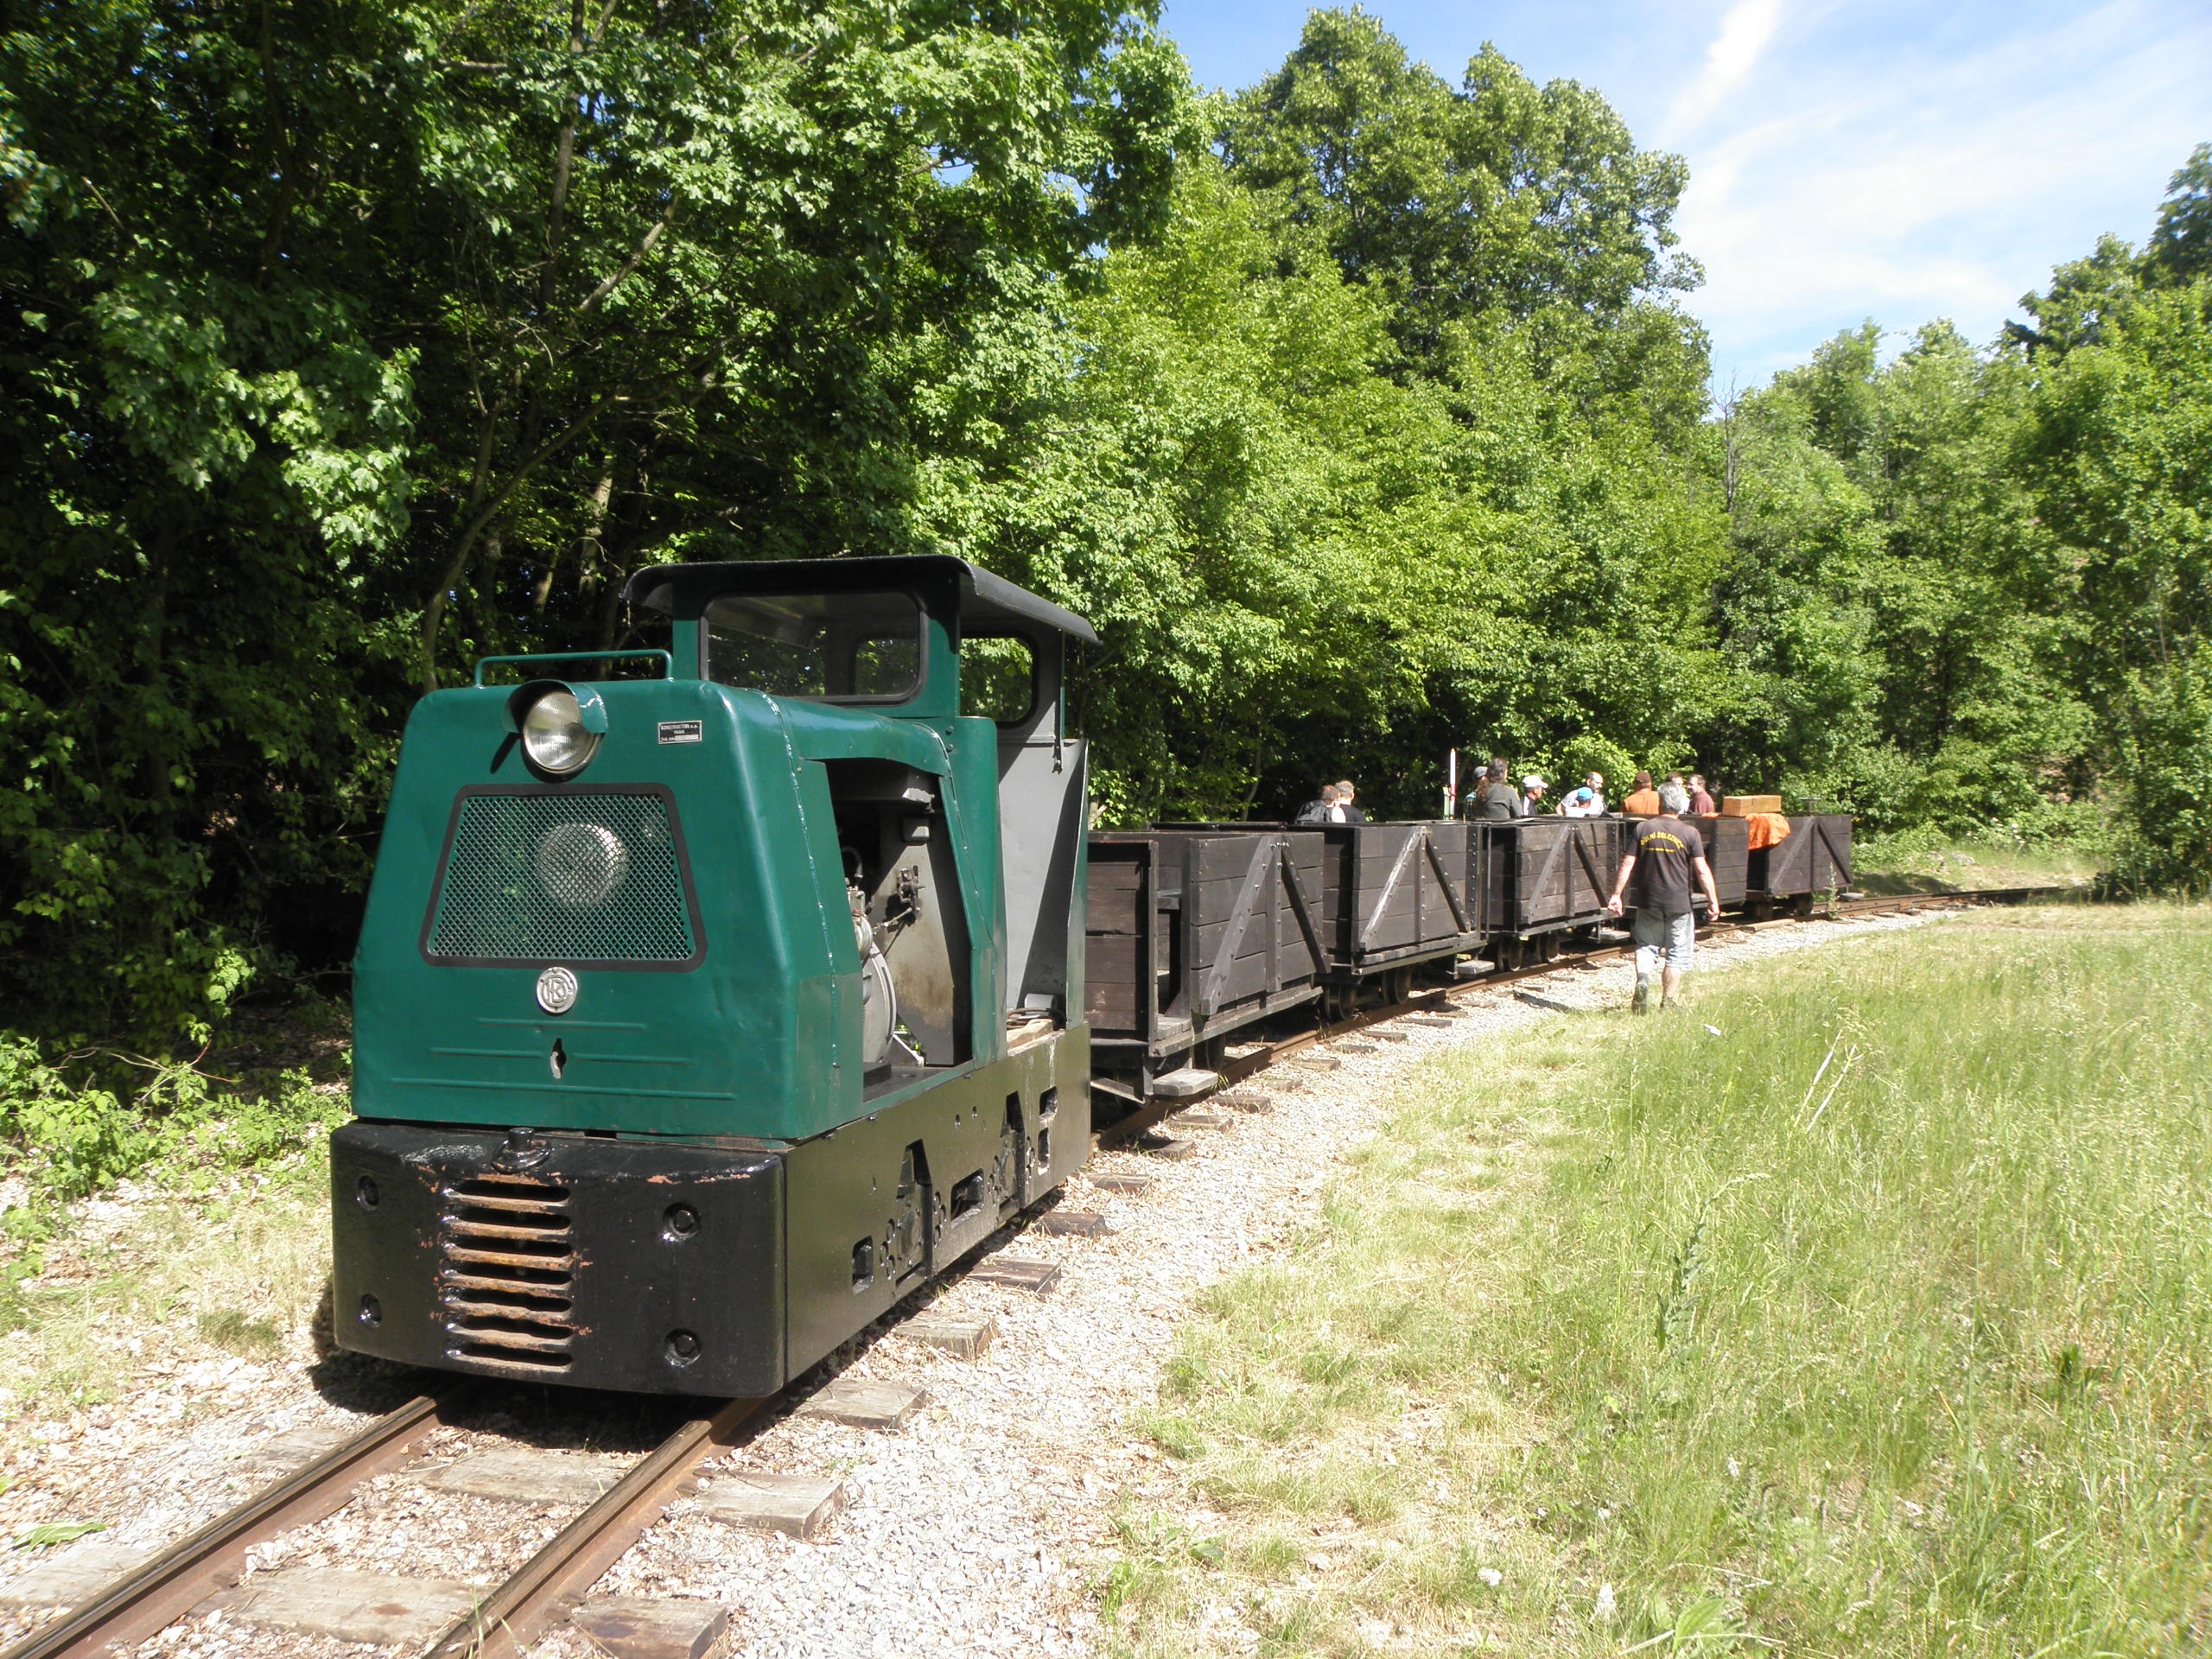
[512,681,607,777]
[523,690,595,773]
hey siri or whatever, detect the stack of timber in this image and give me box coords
[1312,821,1477,972]
[1476,817,1618,935]
[1686,815,1750,906]
[1085,830,1325,1097]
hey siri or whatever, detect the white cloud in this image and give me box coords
[1665,0,2212,385]
[1664,0,1786,138]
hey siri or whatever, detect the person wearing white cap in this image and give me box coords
[1521,774,1548,814]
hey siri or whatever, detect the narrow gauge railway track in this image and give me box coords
[419,1394,765,1659]
[6,881,2072,1659]
[1,1386,770,1659]
[1,1389,460,1659]
[1103,883,2075,1142]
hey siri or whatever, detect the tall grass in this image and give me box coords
[1111,907,2212,1656]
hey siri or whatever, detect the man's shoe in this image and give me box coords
[1631,980,1649,1015]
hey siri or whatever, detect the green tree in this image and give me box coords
[2147,143,2212,283]
[0,0,1190,1042]
[1191,10,1726,802]
[1707,321,2088,830]
[920,117,1733,823]
[918,162,1477,819]
[2024,276,2212,885]
[1219,8,1700,390]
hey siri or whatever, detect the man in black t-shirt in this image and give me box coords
[1605,782,1722,1014]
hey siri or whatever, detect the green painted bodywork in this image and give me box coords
[353,605,1017,1146]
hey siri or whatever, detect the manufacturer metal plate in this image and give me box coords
[658,720,703,745]
[536,966,580,1014]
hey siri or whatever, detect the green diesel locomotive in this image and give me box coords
[332,556,1095,1396]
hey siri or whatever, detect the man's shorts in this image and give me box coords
[1632,907,1697,975]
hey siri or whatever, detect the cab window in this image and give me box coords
[704,591,923,702]
[960,636,1036,724]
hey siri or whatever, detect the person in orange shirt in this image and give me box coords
[1621,770,1662,816]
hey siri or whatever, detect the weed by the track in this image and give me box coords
[0,1155,331,1413]
[1107,904,2212,1657]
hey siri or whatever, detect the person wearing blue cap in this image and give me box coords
[1560,772,1606,817]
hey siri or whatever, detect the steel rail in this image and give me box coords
[1141,883,2082,1112]
[421,1392,767,1659]
[1821,883,2076,919]
[1,1385,467,1659]
[7,880,2078,1659]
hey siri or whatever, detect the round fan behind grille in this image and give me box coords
[535,821,632,908]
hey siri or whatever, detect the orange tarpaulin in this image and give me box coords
[1744,812,1792,850]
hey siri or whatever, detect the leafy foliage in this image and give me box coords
[1220,11,1699,372]
[1707,322,2091,830]
[0,0,2208,1065]
[0,0,1192,1039]
[933,14,1728,822]
[2021,273,2212,887]
[0,1033,342,1200]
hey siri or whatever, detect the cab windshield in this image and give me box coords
[703,590,923,702]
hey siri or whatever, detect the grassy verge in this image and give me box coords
[0,1157,334,1413]
[1853,830,2101,893]
[1108,906,2212,1656]
[0,1001,353,1410]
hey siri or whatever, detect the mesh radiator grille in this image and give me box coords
[426,790,698,964]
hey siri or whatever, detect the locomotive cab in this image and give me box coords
[332,557,1096,1395]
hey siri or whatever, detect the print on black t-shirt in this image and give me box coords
[1629,817,1706,914]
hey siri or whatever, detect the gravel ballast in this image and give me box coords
[0,910,1948,1657]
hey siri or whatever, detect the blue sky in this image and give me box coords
[1154,0,2212,390]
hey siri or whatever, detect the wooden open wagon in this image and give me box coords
[1085,829,1326,1104]
[1313,821,1478,984]
[1474,817,1618,962]
[1746,814,1854,907]
[1686,815,1750,907]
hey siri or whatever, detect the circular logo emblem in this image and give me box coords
[536,966,579,1015]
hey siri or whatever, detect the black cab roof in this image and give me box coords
[624,556,1098,646]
